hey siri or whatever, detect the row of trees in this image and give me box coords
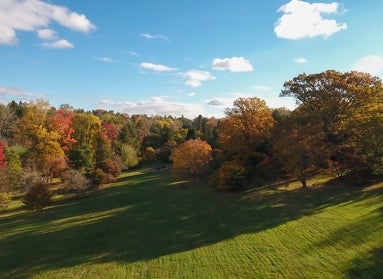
[171,70,383,190]
[1,70,382,209]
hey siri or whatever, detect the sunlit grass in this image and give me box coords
[0,168,382,278]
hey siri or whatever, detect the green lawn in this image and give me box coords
[1,166,382,278]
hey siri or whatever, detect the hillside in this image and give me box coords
[1,166,382,278]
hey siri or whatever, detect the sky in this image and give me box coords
[1,0,383,118]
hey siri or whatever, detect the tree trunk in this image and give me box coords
[300,178,307,188]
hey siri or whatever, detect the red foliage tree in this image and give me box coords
[0,142,7,169]
[49,109,77,152]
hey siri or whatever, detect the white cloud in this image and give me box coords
[212,57,254,72]
[352,55,383,78]
[95,57,115,63]
[141,33,169,41]
[140,62,177,72]
[37,28,57,40]
[128,51,138,56]
[275,0,347,40]
[0,0,95,45]
[41,39,74,49]
[295,57,308,63]
[184,70,216,87]
[188,92,196,97]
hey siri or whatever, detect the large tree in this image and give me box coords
[281,70,383,175]
[218,97,274,160]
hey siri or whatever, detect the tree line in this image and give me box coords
[1,70,382,210]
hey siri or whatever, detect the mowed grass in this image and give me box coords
[0,166,383,279]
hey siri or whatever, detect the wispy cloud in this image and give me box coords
[275,0,347,40]
[141,33,170,41]
[206,99,225,106]
[212,57,254,72]
[0,0,95,47]
[295,57,308,64]
[95,57,115,63]
[140,62,177,72]
[184,70,216,88]
[0,86,44,103]
[41,39,74,49]
[98,97,206,118]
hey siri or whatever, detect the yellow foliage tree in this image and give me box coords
[171,139,212,179]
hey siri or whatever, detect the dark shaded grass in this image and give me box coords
[0,168,382,278]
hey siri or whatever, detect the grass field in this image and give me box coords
[1,165,382,278]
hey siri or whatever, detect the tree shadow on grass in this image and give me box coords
[0,172,383,278]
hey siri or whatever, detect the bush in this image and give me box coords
[23,182,52,212]
[89,168,113,186]
[209,161,246,191]
[99,160,121,178]
[62,169,90,193]
[19,170,45,193]
[0,192,11,210]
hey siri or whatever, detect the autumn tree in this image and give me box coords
[218,97,274,166]
[171,138,212,179]
[272,109,329,188]
[48,109,77,152]
[281,70,383,175]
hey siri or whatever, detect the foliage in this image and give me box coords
[171,138,212,179]
[219,97,274,160]
[90,160,122,185]
[98,160,121,179]
[209,161,246,191]
[280,70,383,176]
[22,182,52,212]
[62,169,91,193]
[19,170,45,193]
[68,143,94,171]
[120,144,139,169]
[0,142,6,169]
[0,192,10,209]
[272,109,330,188]
[143,146,156,161]
[48,109,77,152]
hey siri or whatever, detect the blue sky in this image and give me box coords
[1,0,383,118]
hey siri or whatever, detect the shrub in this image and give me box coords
[0,192,10,210]
[89,168,113,186]
[99,160,121,179]
[19,170,45,193]
[23,182,52,212]
[209,161,246,191]
[62,169,91,193]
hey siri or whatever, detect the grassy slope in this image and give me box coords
[0,166,382,279]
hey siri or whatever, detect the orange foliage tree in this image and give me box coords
[219,97,274,161]
[171,138,212,179]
